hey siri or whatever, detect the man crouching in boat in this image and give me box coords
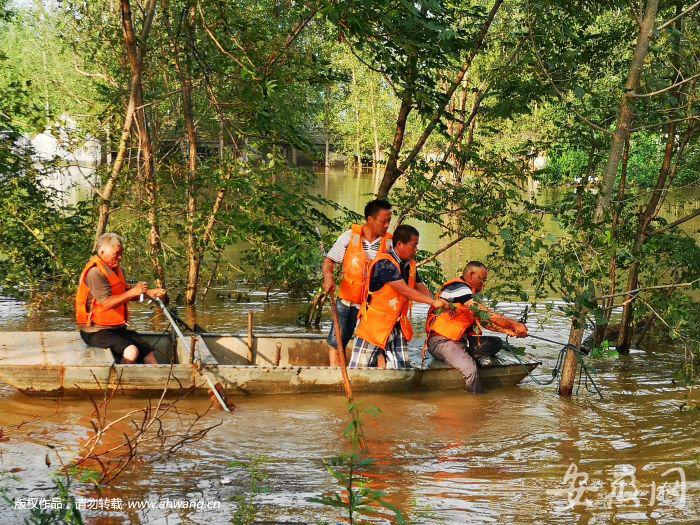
[75,233,166,364]
[425,261,528,393]
[349,225,449,369]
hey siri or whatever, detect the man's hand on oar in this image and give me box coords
[148,287,167,300]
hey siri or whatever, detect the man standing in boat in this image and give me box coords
[322,199,394,366]
[75,233,166,364]
[425,261,528,393]
[349,225,449,369]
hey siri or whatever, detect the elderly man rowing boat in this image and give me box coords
[75,233,166,364]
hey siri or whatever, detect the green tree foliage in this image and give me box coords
[326,0,468,114]
[0,3,92,290]
[326,51,398,165]
[0,3,102,133]
[0,0,698,367]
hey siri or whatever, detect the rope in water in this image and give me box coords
[501,337,603,400]
[507,304,603,398]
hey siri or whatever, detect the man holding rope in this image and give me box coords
[350,225,449,369]
[426,261,528,393]
[75,233,166,364]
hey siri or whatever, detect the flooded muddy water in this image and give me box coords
[1,170,699,523]
[1,301,698,523]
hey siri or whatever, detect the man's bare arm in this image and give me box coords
[388,279,447,309]
[96,282,146,310]
[415,282,434,299]
[473,302,528,337]
[322,257,336,293]
[97,284,166,310]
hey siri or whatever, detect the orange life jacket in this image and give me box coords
[354,252,416,349]
[337,224,392,305]
[425,277,476,341]
[75,256,129,327]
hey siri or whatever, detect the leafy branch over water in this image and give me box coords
[310,401,408,524]
[228,456,271,525]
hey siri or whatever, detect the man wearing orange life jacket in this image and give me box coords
[322,199,393,366]
[76,233,166,364]
[349,225,450,369]
[426,261,528,393]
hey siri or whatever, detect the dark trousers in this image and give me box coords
[80,328,155,363]
[466,334,502,358]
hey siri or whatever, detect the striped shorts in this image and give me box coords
[349,325,411,369]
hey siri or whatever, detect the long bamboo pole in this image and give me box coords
[329,291,354,401]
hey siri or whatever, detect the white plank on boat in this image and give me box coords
[0,331,112,366]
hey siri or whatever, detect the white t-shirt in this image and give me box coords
[326,229,392,264]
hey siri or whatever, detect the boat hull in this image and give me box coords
[0,331,539,396]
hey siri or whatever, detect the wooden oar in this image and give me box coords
[151,297,231,412]
[329,290,354,400]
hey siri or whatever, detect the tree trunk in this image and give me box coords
[618,6,686,353]
[377,0,503,197]
[323,85,331,168]
[93,0,158,252]
[93,93,137,251]
[165,2,199,304]
[371,91,381,167]
[452,88,471,180]
[594,137,629,347]
[559,316,585,396]
[349,64,362,169]
[560,0,658,396]
[219,118,224,158]
[593,0,659,222]
[105,122,112,166]
[617,119,677,352]
[439,90,483,166]
[377,93,411,196]
[140,107,165,286]
[120,0,165,286]
[377,54,417,198]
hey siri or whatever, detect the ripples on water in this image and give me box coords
[1,295,699,523]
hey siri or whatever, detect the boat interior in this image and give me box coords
[171,332,349,368]
[0,331,532,371]
[0,331,352,368]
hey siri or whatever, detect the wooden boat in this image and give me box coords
[0,331,540,396]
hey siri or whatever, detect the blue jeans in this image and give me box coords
[327,299,359,349]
